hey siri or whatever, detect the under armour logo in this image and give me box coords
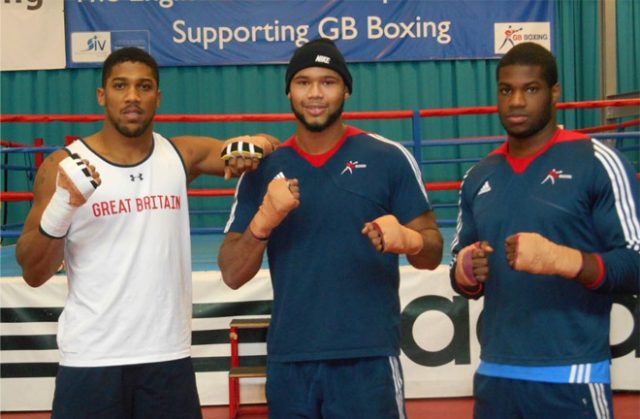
[541,169,572,185]
[130,173,144,182]
[340,160,367,175]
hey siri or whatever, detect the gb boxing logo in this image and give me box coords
[541,168,572,185]
[340,160,367,175]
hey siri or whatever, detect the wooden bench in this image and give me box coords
[229,317,270,418]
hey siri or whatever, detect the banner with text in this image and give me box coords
[65,0,554,68]
[1,1,66,71]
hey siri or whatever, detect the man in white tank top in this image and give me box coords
[15,47,277,419]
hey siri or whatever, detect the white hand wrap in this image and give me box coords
[221,136,271,161]
[40,154,98,238]
[60,154,100,199]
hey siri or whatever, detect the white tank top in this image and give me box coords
[59,133,192,367]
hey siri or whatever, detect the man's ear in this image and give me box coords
[551,83,560,105]
[97,87,105,107]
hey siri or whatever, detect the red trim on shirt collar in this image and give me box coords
[281,126,365,167]
[490,128,590,174]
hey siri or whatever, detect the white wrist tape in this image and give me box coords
[39,153,98,238]
[40,177,78,238]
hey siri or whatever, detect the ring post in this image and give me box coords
[34,138,44,169]
[412,110,422,166]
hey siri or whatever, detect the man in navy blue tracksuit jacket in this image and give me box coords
[450,42,639,419]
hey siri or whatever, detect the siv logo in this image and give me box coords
[541,169,572,185]
[340,160,367,175]
[494,22,551,54]
[71,32,111,63]
[84,35,108,52]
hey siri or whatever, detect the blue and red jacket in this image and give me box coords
[227,126,432,363]
[450,128,640,383]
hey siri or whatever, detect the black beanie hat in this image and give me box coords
[285,38,352,94]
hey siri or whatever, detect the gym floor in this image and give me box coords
[3,393,638,418]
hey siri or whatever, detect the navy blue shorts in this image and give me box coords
[52,357,202,419]
[474,373,613,419]
[266,356,406,419]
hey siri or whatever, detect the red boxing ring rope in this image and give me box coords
[0,181,463,202]
[2,98,638,205]
[1,99,638,123]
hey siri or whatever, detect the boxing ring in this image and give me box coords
[1,101,639,412]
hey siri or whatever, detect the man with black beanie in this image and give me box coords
[219,38,443,418]
[285,38,352,94]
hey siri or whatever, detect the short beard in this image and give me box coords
[291,101,344,133]
[109,116,153,138]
